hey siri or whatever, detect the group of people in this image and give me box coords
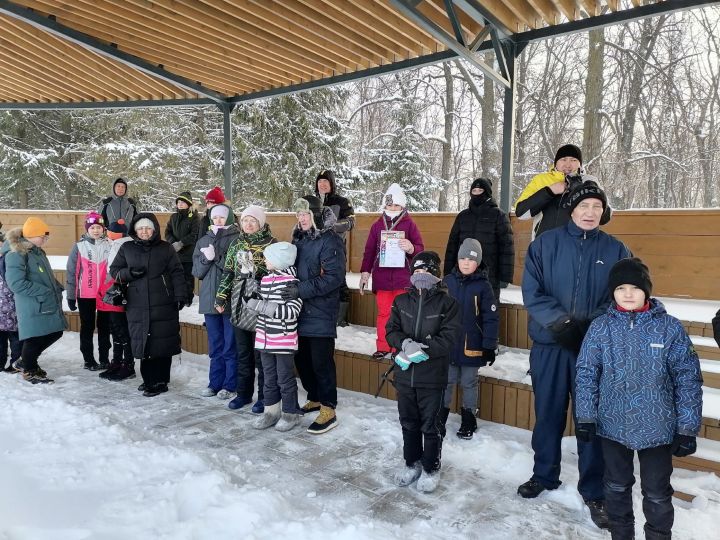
[0,148,718,539]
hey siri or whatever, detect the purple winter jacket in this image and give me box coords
[360,212,425,292]
[0,272,18,332]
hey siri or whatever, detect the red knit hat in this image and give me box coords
[205,186,225,205]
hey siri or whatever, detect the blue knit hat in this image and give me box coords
[264,242,297,271]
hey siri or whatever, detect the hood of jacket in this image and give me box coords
[4,227,34,256]
[128,212,162,246]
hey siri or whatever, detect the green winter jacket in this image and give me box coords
[2,228,67,340]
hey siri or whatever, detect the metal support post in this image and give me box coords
[499,41,519,213]
[222,102,235,200]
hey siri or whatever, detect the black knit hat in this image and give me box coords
[315,169,336,195]
[554,144,582,166]
[176,191,193,206]
[568,180,607,213]
[410,251,442,278]
[470,177,493,196]
[608,258,652,300]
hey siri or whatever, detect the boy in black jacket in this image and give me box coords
[385,251,460,493]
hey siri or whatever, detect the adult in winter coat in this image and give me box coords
[0,226,22,372]
[192,203,240,398]
[515,144,611,239]
[66,211,113,371]
[315,169,355,326]
[100,177,137,229]
[385,251,461,493]
[444,178,514,301]
[3,217,67,384]
[575,258,703,540]
[216,205,275,411]
[164,191,200,305]
[518,181,631,530]
[360,183,424,358]
[440,238,499,439]
[110,213,186,397]
[197,186,227,242]
[282,195,346,435]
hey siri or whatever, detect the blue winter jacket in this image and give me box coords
[522,220,631,345]
[575,300,703,450]
[292,224,346,338]
[443,265,499,367]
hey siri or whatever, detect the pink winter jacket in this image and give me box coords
[66,236,112,300]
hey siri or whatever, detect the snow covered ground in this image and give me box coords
[2,333,720,539]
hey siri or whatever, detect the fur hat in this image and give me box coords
[205,186,225,205]
[608,257,652,301]
[554,144,582,166]
[411,251,442,278]
[383,183,407,209]
[176,191,193,206]
[22,217,50,238]
[458,238,483,263]
[470,178,493,196]
[264,242,297,271]
[84,211,105,231]
[568,180,607,214]
[240,205,266,228]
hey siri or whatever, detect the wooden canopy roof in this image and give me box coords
[0,0,716,109]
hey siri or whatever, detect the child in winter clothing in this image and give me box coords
[96,221,135,380]
[250,242,304,431]
[66,211,112,370]
[385,251,460,493]
[165,191,200,306]
[440,238,499,440]
[576,258,703,540]
[2,217,67,384]
[360,183,424,359]
[192,203,240,399]
[0,225,22,372]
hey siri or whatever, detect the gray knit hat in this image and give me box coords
[264,242,297,271]
[458,238,482,263]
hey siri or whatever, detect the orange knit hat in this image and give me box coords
[22,217,50,238]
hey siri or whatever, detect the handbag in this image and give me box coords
[103,281,128,306]
[229,276,258,331]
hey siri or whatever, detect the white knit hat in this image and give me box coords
[134,218,155,231]
[383,183,407,209]
[240,205,266,228]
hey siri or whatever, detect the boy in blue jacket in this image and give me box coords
[576,258,703,540]
[440,238,499,439]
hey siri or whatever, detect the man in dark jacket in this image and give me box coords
[282,195,346,435]
[518,181,631,530]
[165,191,200,305]
[444,177,514,301]
[385,251,460,493]
[713,309,720,348]
[100,177,137,229]
[315,169,354,326]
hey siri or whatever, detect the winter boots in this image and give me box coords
[517,478,548,498]
[307,405,337,434]
[99,363,122,379]
[437,407,450,438]
[84,360,100,371]
[105,362,136,381]
[300,400,321,413]
[251,400,265,414]
[228,395,252,410]
[253,402,281,429]
[457,408,478,439]
[393,461,422,487]
[416,469,440,493]
[22,368,53,384]
[143,383,168,397]
[584,499,610,530]
[336,301,350,327]
[217,389,237,400]
[275,412,300,432]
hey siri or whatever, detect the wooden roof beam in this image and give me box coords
[358,0,443,54]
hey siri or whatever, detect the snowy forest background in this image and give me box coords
[1,8,719,213]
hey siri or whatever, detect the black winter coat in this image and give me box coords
[444,197,515,288]
[292,224,346,338]
[385,284,461,388]
[165,209,200,263]
[713,308,720,348]
[111,213,186,359]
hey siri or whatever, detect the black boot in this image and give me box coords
[517,478,547,498]
[437,407,450,438]
[585,499,610,530]
[84,360,101,371]
[456,408,477,439]
[336,301,350,327]
[99,362,122,379]
[107,362,136,381]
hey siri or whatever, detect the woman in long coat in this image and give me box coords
[110,213,186,397]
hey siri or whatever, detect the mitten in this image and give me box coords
[260,301,279,317]
[671,434,696,457]
[280,282,299,301]
[172,241,183,252]
[551,317,587,352]
[177,301,186,311]
[394,351,412,371]
[200,244,215,261]
[482,348,496,366]
[575,422,596,443]
[67,299,77,311]
[402,339,429,362]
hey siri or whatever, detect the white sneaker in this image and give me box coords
[416,469,440,493]
[217,389,237,400]
[200,387,217,397]
[393,462,422,487]
[253,402,281,429]
[275,412,300,432]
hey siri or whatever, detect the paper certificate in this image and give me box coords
[379,230,406,268]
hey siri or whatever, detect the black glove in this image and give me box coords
[130,267,146,278]
[575,422,596,443]
[67,299,77,311]
[482,349,496,366]
[671,434,696,457]
[280,282,299,301]
[498,281,509,289]
[177,301,186,311]
[551,317,587,353]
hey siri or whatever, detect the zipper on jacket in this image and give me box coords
[410,288,425,387]
[571,232,586,315]
[161,274,170,296]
